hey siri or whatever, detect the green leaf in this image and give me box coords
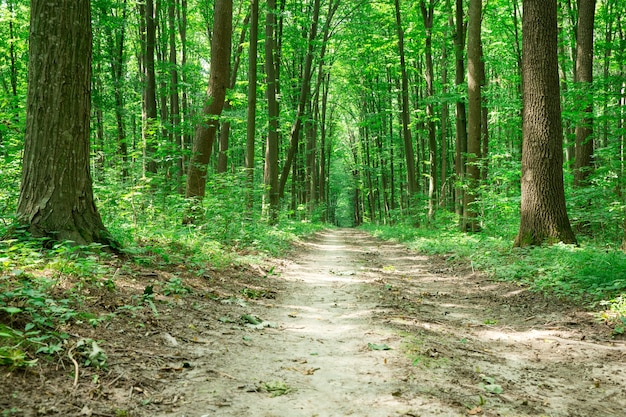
[1,307,22,314]
[368,343,392,351]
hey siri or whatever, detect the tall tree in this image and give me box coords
[17,0,114,247]
[514,0,577,247]
[264,0,280,224]
[454,0,468,216]
[394,0,418,199]
[573,0,597,187]
[463,0,482,232]
[245,0,259,210]
[185,0,233,211]
[143,0,158,174]
[278,0,322,199]
[420,0,437,220]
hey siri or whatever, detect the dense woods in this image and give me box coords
[2,2,626,411]
[0,0,624,244]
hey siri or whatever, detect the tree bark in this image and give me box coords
[17,0,115,247]
[514,0,577,247]
[185,0,232,207]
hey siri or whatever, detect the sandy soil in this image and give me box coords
[3,229,625,416]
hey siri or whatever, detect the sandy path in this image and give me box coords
[155,229,626,417]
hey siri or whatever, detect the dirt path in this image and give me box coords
[5,229,625,416]
[154,229,626,417]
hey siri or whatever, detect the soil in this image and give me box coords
[2,229,626,417]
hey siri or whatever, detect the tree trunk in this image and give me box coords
[217,12,250,174]
[264,0,280,224]
[17,0,115,247]
[168,0,181,186]
[394,0,418,200]
[454,0,468,217]
[420,0,437,221]
[143,0,158,174]
[573,0,596,187]
[514,0,577,247]
[278,0,321,199]
[184,0,232,205]
[463,0,482,232]
[245,0,259,211]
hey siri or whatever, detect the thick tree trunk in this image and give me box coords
[573,0,596,187]
[185,0,232,206]
[17,0,114,247]
[514,0,577,247]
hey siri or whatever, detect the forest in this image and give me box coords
[1,0,626,415]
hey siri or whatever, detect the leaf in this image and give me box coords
[368,343,392,351]
[241,314,262,325]
[480,383,504,394]
[1,306,22,314]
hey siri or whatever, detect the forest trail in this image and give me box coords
[154,229,626,417]
[5,229,626,416]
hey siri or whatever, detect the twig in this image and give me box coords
[67,345,79,387]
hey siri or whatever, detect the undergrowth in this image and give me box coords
[0,174,323,368]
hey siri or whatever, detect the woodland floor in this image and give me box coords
[2,229,626,417]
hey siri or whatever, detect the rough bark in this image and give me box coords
[514,0,577,247]
[17,0,115,248]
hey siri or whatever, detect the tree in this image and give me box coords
[245,0,259,210]
[463,0,482,232]
[16,0,115,247]
[514,0,577,247]
[573,0,597,187]
[185,0,233,207]
[264,0,280,224]
[394,0,417,199]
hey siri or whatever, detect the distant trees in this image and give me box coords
[4,0,626,248]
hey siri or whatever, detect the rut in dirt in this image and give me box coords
[158,229,626,417]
